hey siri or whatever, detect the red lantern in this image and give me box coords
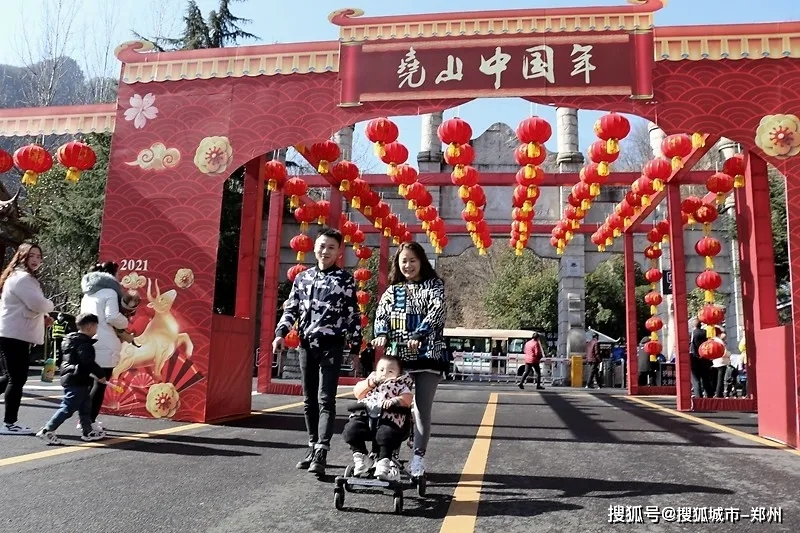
[264,160,287,191]
[647,227,662,244]
[283,177,308,209]
[356,290,370,311]
[309,140,340,174]
[695,236,721,258]
[723,153,746,188]
[445,143,475,174]
[331,160,359,193]
[14,144,53,185]
[285,329,301,349]
[698,339,724,360]
[706,172,734,204]
[625,190,643,210]
[365,118,399,157]
[594,112,631,154]
[632,176,655,205]
[696,270,722,302]
[354,267,372,288]
[645,316,664,332]
[341,220,358,243]
[287,264,308,282]
[380,142,409,176]
[656,219,670,240]
[643,340,662,356]
[516,116,552,146]
[587,140,618,176]
[661,134,693,171]
[0,149,12,173]
[698,304,725,330]
[315,200,330,225]
[590,232,606,251]
[681,196,703,215]
[56,141,96,183]
[644,292,662,314]
[580,163,608,197]
[514,143,547,167]
[452,163,478,187]
[293,204,317,233]
[616,200,634,226]
[645,268,662,284]
[694,203,718,225]
[355,246,372,265]
[571,181,593,211]
[348,177,368,209]
[290,233,313,262]
[392,164,418,196]
[415,206,438,230]
[644,245,662,261]
[437,118,473,158]
[351,229,365,248]
[642,158,672,192]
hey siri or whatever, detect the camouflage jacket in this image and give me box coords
[276,266,362,350]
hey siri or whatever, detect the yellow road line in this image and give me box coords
[439,392,498,533]
[626,396,800,457]
[0,391,353,468]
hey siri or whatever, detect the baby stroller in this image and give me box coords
[333,403,427,514]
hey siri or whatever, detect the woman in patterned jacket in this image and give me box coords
[372,242,446,479]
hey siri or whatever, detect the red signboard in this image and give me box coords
[339,32,654,105]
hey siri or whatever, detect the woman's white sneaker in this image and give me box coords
[81,429,106,442]
[352,452,374,476]
[409,454,425,477]
[0,423,34,435]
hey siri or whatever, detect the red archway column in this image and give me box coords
[257,189,285,393]
[235,155,266,319]
[624,233,639,395]
[666,183,692,411]
[739,152,794,445]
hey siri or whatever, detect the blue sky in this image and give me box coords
[2,0,799,160]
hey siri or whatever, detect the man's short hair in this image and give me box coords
[75,313,99,327]
[316,228,343,246]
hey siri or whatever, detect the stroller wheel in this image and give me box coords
[392,492,403,514]
[334,488,345,510]
[416,474,427,497]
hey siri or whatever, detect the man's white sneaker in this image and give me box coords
[374,458,400,482]
[81,429,106,442]
[352,452,374,477]
[0,423,34,435]
[409,454,425,477]
[35,428,62,446]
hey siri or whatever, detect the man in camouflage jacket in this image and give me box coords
[273,228,361,476]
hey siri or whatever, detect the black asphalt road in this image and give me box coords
[1,383,797,533]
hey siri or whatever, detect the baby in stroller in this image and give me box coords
[342,354,413,482]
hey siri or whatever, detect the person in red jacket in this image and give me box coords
[517,333,545,390]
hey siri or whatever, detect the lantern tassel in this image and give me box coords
[671,156,683,171]
[268,179,277,192]
[704,290,715,303]
[705,256,714,269]
[525,164,534,179]
[692,132,705,148]
[65,168,81,183]
[705,325,716,338]
[606,138,619,154]
[21,170,38,186]
[339,180,350,192]
[703,223,711,236]
[374,218,382,229]
[734,174,745,188]
[398,184,407,196]
[605,237,613,246]
[296,251,305,262]
[300,222,308,233]
[526,142,539,159]
[581,199,591,211]
[650,305,657,315]
[318,160,329,174]
[373,142,385,158]
[650,332,658,341]
[515,248,523,256]
[598,162,609,177]
[364,206,372,216]
[351,197,361,209]
[590,183,600,197]
[447,143,460,158]
[454,165,465,179]
[290,195,299,209]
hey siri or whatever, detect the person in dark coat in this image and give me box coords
[35,313,107,445]
[359,343,375,377]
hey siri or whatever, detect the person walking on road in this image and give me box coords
[517,332,545,390]
[273,228,362,477]
[372,241,447,480]
[0,243,54,435]
[585,332,602,389]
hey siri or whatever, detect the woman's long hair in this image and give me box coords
[0,243,43,294]
[387,242,440,285]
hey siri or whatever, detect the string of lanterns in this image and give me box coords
[0,141,97,185]
[438,117,492,255]
[512,116,550,256]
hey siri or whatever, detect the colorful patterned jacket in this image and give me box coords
[373,277,447,372]
[276,266,362,351]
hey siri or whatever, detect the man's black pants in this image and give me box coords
[299,343,343,451]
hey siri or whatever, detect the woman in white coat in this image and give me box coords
[80,261,128,429]
[0,243,54,435]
